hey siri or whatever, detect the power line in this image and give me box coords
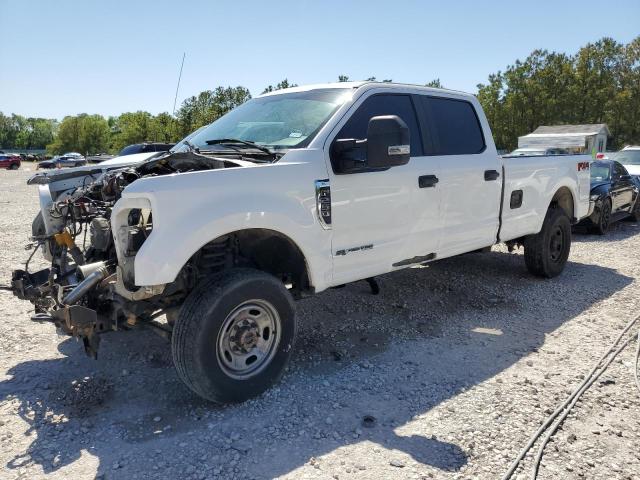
[172,52,186,116]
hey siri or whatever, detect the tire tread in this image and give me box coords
[172,268,294,403]
[524,207,571,278]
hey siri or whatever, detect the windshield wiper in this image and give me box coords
[205,138,274,156]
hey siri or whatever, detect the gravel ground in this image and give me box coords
[0,167,639,480]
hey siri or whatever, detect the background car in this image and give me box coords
[118,142,174,157]
[579,159,640,234]
[86,152,115,163]
[0,154,21,170]
[609,146,640,180]
[37,152,87,169]
[506,147,569,156]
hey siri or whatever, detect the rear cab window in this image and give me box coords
[417,95,485,155]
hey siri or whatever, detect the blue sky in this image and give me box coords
[0,0,638,119]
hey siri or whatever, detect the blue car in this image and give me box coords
[579,160,640,234]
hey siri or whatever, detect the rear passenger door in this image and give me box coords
[416,95,502,257]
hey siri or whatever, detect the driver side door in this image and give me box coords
[325,92,441,285]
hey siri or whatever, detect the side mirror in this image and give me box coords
[331,115,410,173]
[620,174,631,181]
[366,115,410,168]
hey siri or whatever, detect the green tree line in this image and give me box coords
[477,36,640,151]
[2,36,637,155]
[0,114,57,151]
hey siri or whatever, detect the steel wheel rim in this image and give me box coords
[549,225,564,262]
[216,299,281,380]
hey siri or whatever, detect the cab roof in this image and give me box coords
[257,81,474,100]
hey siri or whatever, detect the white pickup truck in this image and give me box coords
[11,82,591,403]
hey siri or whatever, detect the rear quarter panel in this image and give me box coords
[500,154,591,241]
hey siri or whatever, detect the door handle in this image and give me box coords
[419,175,439,188]
[484,169,500,181]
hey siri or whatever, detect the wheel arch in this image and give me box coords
[548,186,576,221]
[181,228,314,297]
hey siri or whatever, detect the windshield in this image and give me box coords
[174,89,351,152]
[590,162,611,182]
[610,149,640,165]
[119,144,143,156]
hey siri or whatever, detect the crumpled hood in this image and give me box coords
[27,151,162,185]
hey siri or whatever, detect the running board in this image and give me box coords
[392,253,436,267]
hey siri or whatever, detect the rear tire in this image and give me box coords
[592,198,612,235]
[172,268,296,403]
[524,208,571,278]
[629,197,640,222]
[9,163,19,170]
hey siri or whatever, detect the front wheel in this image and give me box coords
[172,268,296,403]
[524,208,571,278]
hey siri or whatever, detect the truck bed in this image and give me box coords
[499,154,591,242]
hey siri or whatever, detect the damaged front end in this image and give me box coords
[11,198,156,358]
[11,150,250,358]
[12,252,116,358]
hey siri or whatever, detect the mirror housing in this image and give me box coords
[620,174,632,181]
[366,115,410,169]
[331,115,410,173]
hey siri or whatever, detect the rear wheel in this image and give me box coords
[592,198,612,235]
[172,268,296,403]
[9,163,19,170]
[629,197,640,222]
[524,207,571,278]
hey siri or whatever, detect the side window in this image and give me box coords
[420,96,485,155]
[613,162,627,178]
[337,94,423,156]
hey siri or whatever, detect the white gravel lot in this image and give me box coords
[0,167,639,480]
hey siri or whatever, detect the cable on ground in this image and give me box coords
[502,312,640,480]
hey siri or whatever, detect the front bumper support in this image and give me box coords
[52,305,103,358]
[12,267,110,359]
